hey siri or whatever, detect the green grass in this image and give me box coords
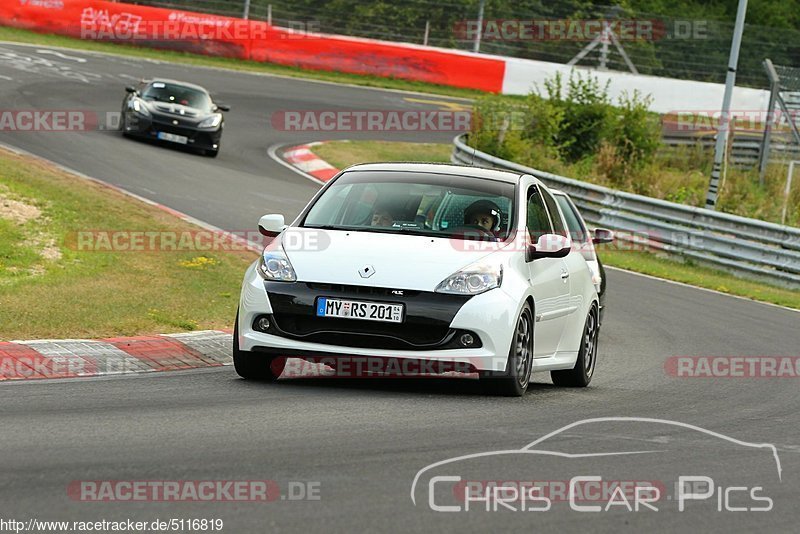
[0,26,482,100]
[311,140,800,310]
[312,140,452,170]
[0,148,256,340]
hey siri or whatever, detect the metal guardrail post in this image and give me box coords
[783,161,798,226]
[759,59,780,184]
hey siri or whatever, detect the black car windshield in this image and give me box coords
[303,170,516,240]
[141,82,213,111]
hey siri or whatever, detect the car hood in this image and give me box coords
[145,100,205,118]
[282,228,501,292]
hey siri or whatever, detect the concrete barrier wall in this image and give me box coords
[502,56,769,114]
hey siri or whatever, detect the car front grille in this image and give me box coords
[262,281,474,351]
[270,314,455,349]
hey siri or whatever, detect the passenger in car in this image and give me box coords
[371,207,395,227]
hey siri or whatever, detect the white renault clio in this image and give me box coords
[235,163,600,396]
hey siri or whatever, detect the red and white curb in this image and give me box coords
[0,330,232,381]
[282,142,340,183]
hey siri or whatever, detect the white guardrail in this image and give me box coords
[452,134,800,288]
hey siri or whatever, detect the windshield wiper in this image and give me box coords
[305,224,432,236]
[304,224,358,231]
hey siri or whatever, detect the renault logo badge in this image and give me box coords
[359,265,375,278]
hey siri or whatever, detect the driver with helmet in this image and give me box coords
[464,199,501,233]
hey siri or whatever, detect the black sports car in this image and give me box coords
[120,79,229,157]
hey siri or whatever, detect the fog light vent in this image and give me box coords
[254,316,272,332]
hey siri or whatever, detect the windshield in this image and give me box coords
[302,170,516,240]
[141,82,213,111]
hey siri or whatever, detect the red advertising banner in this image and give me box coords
[0,0,505,92]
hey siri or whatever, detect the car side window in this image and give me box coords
[540,188,567,237]
[526,186,553,240]
[555,195,589,245]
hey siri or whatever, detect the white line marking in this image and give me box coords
[294,158,336,173]
[267,143,326,186]
[606,265,800,314]
[36,49,87,63]
[0,365,231,386]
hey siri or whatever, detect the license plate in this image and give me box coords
[157,132,188,144]
[316,297,403,323]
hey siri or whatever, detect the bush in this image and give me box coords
[609,91,661,168]
[466,72,799,227]
[471,71,660,169]
[547,73,612,163]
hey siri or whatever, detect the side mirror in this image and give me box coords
[125,86,137,94]
[592,228,614,244]
[258,214,287,237]
[527,234,571,261]
[215,103,230,112]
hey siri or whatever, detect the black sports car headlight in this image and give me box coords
[131,99,150,116]
[198,114,222,129]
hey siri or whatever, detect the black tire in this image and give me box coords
[233,312,285,381]
[205,148,219,158]
[551,303,599,387]
[480,303,534,397]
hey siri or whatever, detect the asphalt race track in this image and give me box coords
[1,42,799,533]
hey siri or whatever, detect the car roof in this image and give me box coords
[143,79,209,94]
[342,162,525,184]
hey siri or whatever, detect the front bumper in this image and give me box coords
[238,262,518,372]
[123,112,222,150]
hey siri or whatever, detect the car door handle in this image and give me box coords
[560,269,570,280]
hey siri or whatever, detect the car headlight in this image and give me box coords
[198,114,222,129]
[257,247,296,282]
[131,98,150,116]
[435,262,502,295]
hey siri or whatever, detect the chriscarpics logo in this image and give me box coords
[411,418,783,515]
